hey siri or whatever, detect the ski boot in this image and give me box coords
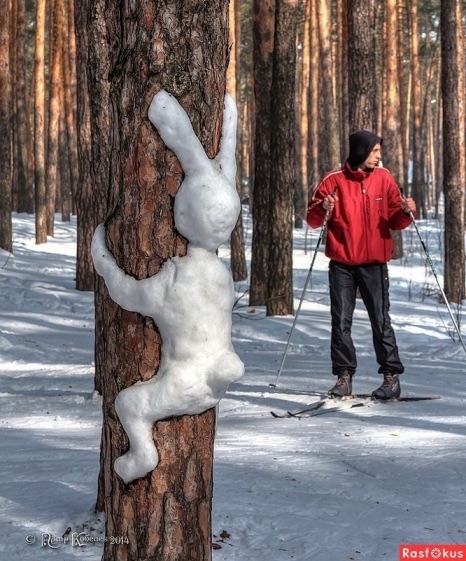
[372,374,401,400]
[328,371,353,398]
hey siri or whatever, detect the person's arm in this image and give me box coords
[387,179,416,230]
[306,180,337,228]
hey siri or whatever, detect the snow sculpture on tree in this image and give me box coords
[91,90,244,484]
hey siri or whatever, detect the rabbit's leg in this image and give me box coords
[114,387,159,483]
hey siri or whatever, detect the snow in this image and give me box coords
[1,211,466,561]
[91,91,243,483]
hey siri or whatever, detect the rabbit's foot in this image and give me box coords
[114,446,159,484]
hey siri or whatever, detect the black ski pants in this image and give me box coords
[329,260,404,377]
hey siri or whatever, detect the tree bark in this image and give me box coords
[249,0,275,305]
[228,0,248,282]
[295,0,309,227]
[409,0,426,216]
[266,0,298,316]
[382,0,404,259]
[45,0,64,237]
[34,0,47,244]
[441,0,465,303]
[15,0,34,215]
[88,2,230,559]
[0,0,11,253]
[347,0,378,131]
[74,0,95,291]
[316,0,339,172]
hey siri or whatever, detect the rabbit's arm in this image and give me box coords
[91,224,152,315]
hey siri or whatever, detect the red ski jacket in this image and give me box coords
[307,162,413,266]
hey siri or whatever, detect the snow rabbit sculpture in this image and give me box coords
[91,90,244,484]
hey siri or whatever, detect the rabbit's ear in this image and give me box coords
[148,90,211,176]
[215,93,237,184]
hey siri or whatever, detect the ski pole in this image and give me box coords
[405,202,466,355]
[270,194,335,389]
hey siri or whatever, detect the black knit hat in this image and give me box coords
[347,130,383,169]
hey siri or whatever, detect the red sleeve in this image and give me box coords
[306,179,333,228]
[387,177,414,230]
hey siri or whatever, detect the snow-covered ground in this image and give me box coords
[0,212,465,561]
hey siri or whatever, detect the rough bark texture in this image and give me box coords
[266,0,297,316]
[0,0,11,253]
[15,0,34,215]
[382,0,404,260]
[62,0,78,217]
[307,0,320,190]
[88,2,229,560]
[45,0,64,237]
[74,0,95,291]
[34,0,47,244]
[228,0,248,282]
[441,0,465,303]
[249,0,275,305]
[409,0,426,217]
[347,0,378,132]
[316,0,339,172]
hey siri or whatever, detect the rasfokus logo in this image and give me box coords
[399,545,466,560]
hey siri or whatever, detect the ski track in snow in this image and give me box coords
[0,212,465,561]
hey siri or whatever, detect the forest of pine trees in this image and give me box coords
[1,1,465,304]
[0,1,465,559]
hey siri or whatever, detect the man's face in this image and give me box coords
[361,143,381,170]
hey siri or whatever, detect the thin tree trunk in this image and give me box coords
[45,0,64,237]
[34,0,47,244]
[74,0,94,291]
[59,0,77,217]
[347,0,378,131]
[307,0,320,190]
[441,0,465,303]
[409,0,425,216]
[383,0,404,259]
[249,0,275,305]
[266,0,298,316]
[0,0,12,253]
[337,0,349,163]
[316,0,339,171]
[228,0,247,282]
[15,0,33,214]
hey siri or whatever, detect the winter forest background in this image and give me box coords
[1,1,466,561]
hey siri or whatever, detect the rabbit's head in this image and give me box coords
[149,90,240,252]
[174,170,240,251]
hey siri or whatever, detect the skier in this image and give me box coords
[307,130,416,400]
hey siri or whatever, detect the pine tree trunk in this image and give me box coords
[74,0,94,291]
[441,0,465,303]
[228,0,247,282]
[15,0,34,215]
[409,0,425,216]
[347,0,378,131]
[88,2,230,559]
[307,0,320,188]
[249,0,275,306]
[316,0,339,171]
[0,0,12,253]
[45,0,64,237]
[382,0,404,259]
[62,0,78,214]
[85,0,115,399]
[337,0,349,164]
[266,0,297,317]
[34,0,47,244]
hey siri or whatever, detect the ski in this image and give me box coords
[270,395,441,419]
